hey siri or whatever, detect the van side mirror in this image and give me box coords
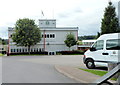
[90,47,96,51]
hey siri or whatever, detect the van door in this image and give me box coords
[91,40,104,61]
[90,40,108,66]
[105,39,120,63]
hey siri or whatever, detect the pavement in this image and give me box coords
[55,65,117,84]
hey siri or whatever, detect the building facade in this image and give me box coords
[8,19,78,55]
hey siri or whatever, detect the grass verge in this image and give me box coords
[79,68,107,76]
[79,68,117,81]
[0,53,3,56]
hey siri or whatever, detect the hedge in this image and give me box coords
[7,51,48,56]
[56,50,84,55]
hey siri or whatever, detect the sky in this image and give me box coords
[0,0,119,39]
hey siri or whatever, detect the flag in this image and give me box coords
[41,10,44,16]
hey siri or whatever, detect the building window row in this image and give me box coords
[83,42,94,45]
[11,48,44,53]
[42,34,55,38]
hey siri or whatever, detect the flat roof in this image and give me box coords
[82,40,96,42]
[78,45,91,47]
[39,19,56,21]
[40,27,78,31]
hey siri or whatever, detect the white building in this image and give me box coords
[78,40,96,51]
[8,19,78,55]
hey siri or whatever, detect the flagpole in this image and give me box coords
[41,10,44,19]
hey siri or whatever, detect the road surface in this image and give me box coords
[2,55,85,83]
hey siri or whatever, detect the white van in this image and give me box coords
[83,33,120,69]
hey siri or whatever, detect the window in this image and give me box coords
[10,35,12,38]
[39,48,41,52]
[25,49,27,52]
[53,34,55,38]
[42,34,44,38]
[19,49,21,52]
[42,34,55,38]
[92,40,104,50]
[106,39,120,50]
[36,48,38,52]
[47,34,49,38]
[50,34,55,38]
[17,49,19,52]
[14,49,16,52]
[11,49,13,52]
[34,48,36,52]
[22,49,24,52]
[50,34,52,38]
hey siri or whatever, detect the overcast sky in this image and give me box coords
[0,0,119,39]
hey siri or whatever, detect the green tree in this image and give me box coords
[12,18,41,54]
[96,32,101,38]
[64,33,77,51]
[101,1,119,35]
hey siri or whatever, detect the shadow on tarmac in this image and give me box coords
[94,67,108,71]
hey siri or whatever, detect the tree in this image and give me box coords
[101,1,119,35]
[96,32,101,38]
[64,33,77,51]
[12,18,41,54]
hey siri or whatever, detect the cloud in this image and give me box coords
[0,0,120,39]
[57,7,82,19]
[0,27,8,39]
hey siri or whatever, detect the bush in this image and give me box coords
[2,51,6,54]
[56,50,84,55]
[7,51,48,56]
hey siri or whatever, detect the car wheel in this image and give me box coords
[86,59,95,69]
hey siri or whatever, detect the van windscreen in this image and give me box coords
[106,39,120,50]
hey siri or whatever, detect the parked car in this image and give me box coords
[83,33,120,69]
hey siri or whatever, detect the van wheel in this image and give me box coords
[86,59,95,69]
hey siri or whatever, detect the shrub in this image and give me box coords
[7,51,48,56]
[57,50,84,55]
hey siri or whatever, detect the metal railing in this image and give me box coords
[93,62,120,85]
